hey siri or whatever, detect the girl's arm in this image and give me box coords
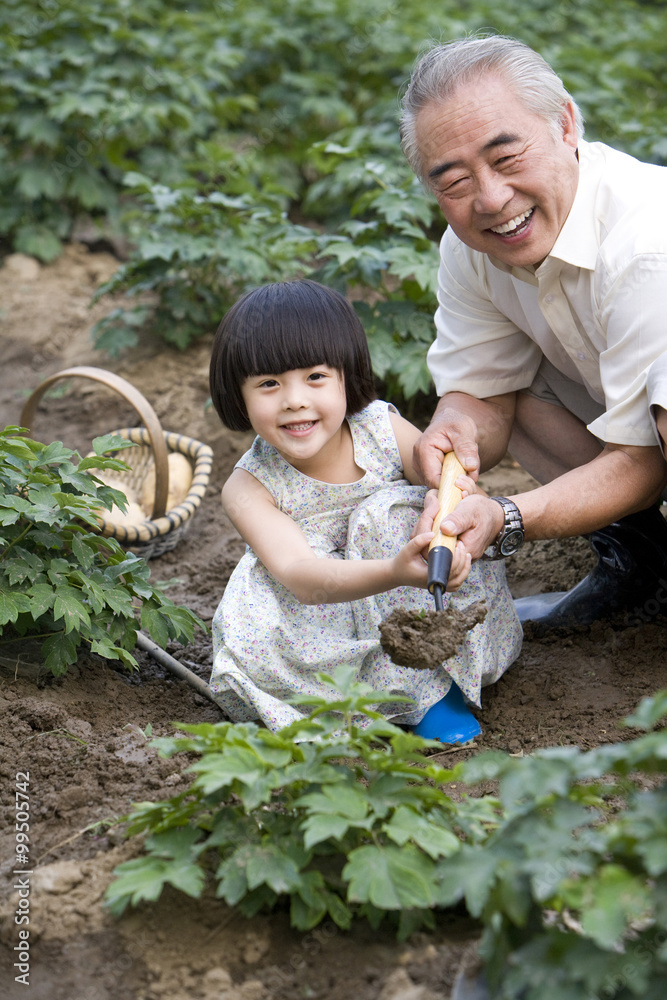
[389,408,424,485]
[221,468,436,605]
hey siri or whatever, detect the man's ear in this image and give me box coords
[559,100,579,151]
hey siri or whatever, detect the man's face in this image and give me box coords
[415,75,580,268]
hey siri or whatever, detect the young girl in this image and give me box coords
[208,280,522,738]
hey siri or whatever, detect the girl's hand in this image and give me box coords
[391,531,434,588]
[457,473,486,499]
[391,532,472,592]
[445,540,472,591]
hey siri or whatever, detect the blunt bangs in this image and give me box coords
[209,280,376,432]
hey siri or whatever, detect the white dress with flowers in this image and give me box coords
[210,400,522,731]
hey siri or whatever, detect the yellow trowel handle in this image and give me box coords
[427,452,466,607]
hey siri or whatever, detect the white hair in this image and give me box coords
[400,34,585,179]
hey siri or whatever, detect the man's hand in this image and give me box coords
[437,494,505,561]
[413,391,516,490]
[411,474,485,588]
[413,408,481,489]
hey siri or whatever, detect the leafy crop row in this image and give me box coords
[106,668,667,999]
[3,0,666,401]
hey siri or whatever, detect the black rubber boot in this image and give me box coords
[514,504,667,633]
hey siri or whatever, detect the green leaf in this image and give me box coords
[216,850,250,905]
[245,843,302,894]
[435,845,500,915]
[0,590,32,625]
[52,585,91,634]
[105,827,205,916]
[290,872,328,931]
[301,814,352,849]
[42,631,78,676]
[3,548,43,585]
[579,865,653,949]
[384,244,440,293]
[90,635,137,668]
[16,165,63,200]
[140,603,171,649]
[383,806,460,860]
[343,844,436,910]
[188,749,265,795]
[14,225,63,263]
[324,889,353,930]
[26,582,56,619]
[0,495,32,514]
[624,691,667,730]
[71,533,96,571]
[101,586,134,617]
[297,783,369,821]
[91,434,136,457]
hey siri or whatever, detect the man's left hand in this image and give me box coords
[413,475,503,573]
[436,494,505,560]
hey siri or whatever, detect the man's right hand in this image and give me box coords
[413,406,481,490]
[413,390,516,489]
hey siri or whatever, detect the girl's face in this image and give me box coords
[240,365,348,473]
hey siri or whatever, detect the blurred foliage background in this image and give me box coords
[2,0,665,402]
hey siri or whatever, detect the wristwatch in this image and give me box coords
[483,497,525,559]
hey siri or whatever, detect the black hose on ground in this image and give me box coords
[135,631,219,705]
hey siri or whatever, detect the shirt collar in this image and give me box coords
[488,139,602,280]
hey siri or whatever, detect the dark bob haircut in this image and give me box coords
[209,280,377,431]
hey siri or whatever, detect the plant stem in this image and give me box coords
[0,521,33,562]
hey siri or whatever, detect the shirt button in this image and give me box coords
[544,294,554,303]
[577,351,586,360]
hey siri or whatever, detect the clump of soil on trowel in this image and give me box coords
[379,601,488,670]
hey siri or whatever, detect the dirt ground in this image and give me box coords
[0,245,666,1000]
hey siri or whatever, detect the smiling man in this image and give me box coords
[400,34,667,630]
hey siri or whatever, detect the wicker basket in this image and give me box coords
[20,366,213,560]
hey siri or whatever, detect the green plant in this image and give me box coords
[106,671,667,995]
[0,426,204,675]
[438,693,667,999]
[308,130,443,399]
[105,664,498,938]
[90,136,442,398]
[89,149,318,354]
[0,0,249,260]
[5,0,667,402]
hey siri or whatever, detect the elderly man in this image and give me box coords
[400,34,667,630]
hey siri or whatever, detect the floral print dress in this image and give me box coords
[210,400,522,730]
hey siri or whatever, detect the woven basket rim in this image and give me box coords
[89,427,213,546]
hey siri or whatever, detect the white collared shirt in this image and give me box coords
[427,140,667,445]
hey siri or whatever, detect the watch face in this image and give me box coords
[500,529,524,556]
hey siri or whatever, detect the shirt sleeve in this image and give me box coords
[588,249,667,446]
[427,230,544,399]
[646,353,667,456]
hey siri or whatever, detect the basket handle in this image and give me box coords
[20,366,169,519]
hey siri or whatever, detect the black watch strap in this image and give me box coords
[483,496,525,560]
